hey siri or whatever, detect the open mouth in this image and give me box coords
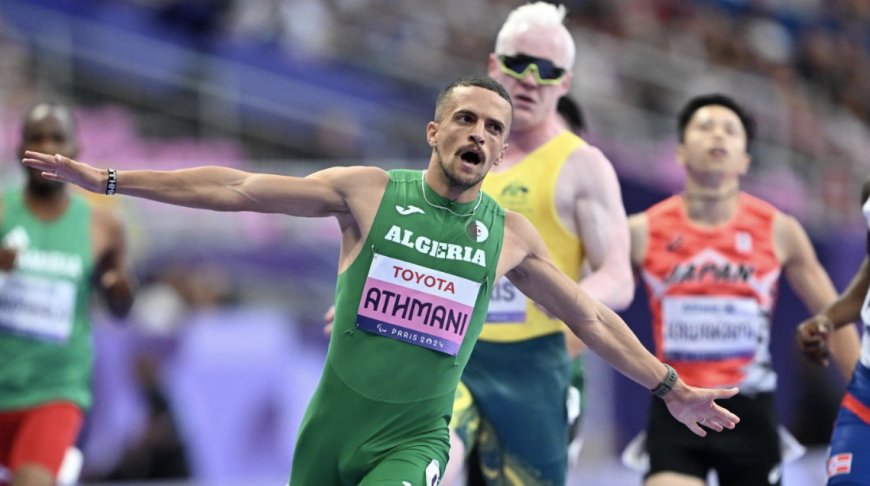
[460,147,484,165]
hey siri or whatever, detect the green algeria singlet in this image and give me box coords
[290,170,504,485]
[0,188,95,410]
[330,169,504,401]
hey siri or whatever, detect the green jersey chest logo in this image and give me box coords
[466,220,489,243]
[1,225,83,279]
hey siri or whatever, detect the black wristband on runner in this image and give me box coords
[106,168,117,195]
[651,363,678,398]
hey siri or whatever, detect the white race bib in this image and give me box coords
[662,296,764,361]
[486,277,527,323]
[0,273,76,342]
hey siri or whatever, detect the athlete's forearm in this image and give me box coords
[112,167,262,211]
[578,267,634,311]
[572,301,665,390]
[829,325,861,379]
[820,257,870,327]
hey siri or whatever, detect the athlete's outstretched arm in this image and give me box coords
[22,151,384,217]
[775,212,860,378]
[499,211,739,437]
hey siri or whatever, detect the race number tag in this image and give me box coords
[662,296,764,361]
[0,273,76,342]
[356,253,481,356]
[486,277,526,323]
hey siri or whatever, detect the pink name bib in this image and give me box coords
[356,253,481,355]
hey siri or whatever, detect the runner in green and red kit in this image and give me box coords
[0,103,136,486]
[24,76,742,486]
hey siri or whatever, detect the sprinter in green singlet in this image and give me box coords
[0,103,136,486]
[24,76,742,486]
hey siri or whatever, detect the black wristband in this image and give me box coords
[106,168,117,195]
[651,363,678,398]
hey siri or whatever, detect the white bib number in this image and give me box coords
[0,273,76,342]
[486,277,526,323]
[662,296,764,361]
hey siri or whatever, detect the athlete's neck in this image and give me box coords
[500,117,565,169]
[422,170,481,204]
[24,184,70,221]
[681,185,741,227]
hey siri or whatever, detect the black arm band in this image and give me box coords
[106,168,117,195]
[651,363,678,398]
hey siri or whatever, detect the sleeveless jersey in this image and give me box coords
[328,170,504,403]
[479,131,585,342]
[0,188,95,409]
[641,193,781,392]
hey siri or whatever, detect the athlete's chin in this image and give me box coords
[509,114,539,132]
[448,172,483,191]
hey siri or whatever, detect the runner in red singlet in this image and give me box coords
[629,94,860,486]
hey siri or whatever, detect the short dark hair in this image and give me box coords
[557,95,586,135]
[22,101,78,135]
[434,75,513,121]
[677,94,755,149]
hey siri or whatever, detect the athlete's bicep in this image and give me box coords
[571,151,630,274]
[504,213,592,320]
[238,166,383,217]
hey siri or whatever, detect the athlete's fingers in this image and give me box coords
[23,150,56,164]
[21,156,54,172]
[710,387,739,401]
[709,405,739,429]
[700,418,725,432]
[323,321,333,336]
[685,421,707,437]
[797,337,830,365]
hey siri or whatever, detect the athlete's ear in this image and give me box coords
[675,143,687,167]
[426,121,438,148]
[495,143,508,166]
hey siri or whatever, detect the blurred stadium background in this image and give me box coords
[0,0,867,484]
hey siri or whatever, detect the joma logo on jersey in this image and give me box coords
[665,262,755,284]
[384,225,486,267]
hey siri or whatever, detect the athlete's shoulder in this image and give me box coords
[0,188,16,223]
[317,166,389,198]
[561,137,619,194]
[738,192,780,219]
[564,136,609,167]
[646,194,683,216]
[503,209,537,246]
[479,190,506,217]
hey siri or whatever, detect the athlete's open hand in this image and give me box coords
[796,315,834,366]
[662,383,740,437]
[22,151,106,194]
